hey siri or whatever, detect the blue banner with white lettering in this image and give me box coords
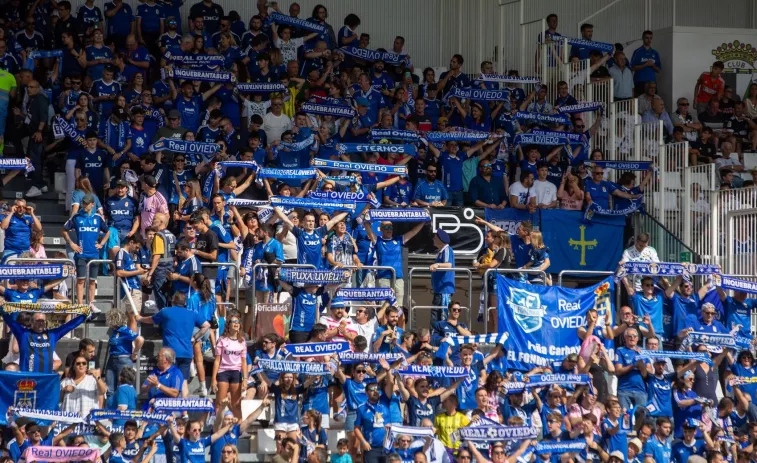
[540,210,624,272]
[484,208,537,235]
[0,372,61,425]
[497,276,615,371]
[336,143,417,156]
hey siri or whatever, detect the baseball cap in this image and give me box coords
[168,109,181,119]
[115,179,128,188]
[142,175,158,188]
[330,297,347,309]
[112,107,127,120]
[436,229,450,245]
[437,116,448,124]
[81,194,95,205]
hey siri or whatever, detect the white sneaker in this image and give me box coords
[40,185,48,193]
[199,385,208,398]
[25,186,42,197]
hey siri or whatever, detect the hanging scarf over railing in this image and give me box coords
[336,143,417,156]
[3,300,92,316]
[237,82,287,93]
[0,264,74,279]
[270,12,327,34]
[283,341,350,357]
[301,102,356,118]
[312,158,407,175]
[270,195,356,212]
[371,129,420,142]
[583,201,642,222]
[257,359,331,375]
[367,208,430,222]
[617,262,722,277]
[339,46,407,66]
[279,268,352,285]
[149,138,220,156]
[163,68,235,83]
[0,158,32,171]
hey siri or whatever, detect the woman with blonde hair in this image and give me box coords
[175,179,203,233]
[210,309,248,417]
[70,176,104,217]
[217,32,241,70]
[523,230,551,285]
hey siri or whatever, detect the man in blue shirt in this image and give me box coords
[76,131,109,195]
[140,346,184,402]
[413,162,448,206]
[1,199,42,264]
[104,0,135,49]
[354,383,391,463]
[189,0,223,35]
[429,229,455,325]
[630,31,661,96]
[115,234,147,313]
[643,417,672,463]
[437,54,470,95]
[106,179,139,254]
[569,24,596,61]
[90,66,120,118]
[614,327,650,413]
[716,285,757,337]
[169,239,202,297]
[273,207,348,269]
[428,139,487,207]
[585,165,640,209]
[139,292,210,389]
[352,73,384,121]
[365,215,425,309]
[62,194,110,305]
[169,79,222,132]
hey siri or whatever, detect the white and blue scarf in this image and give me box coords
[224,198,270,208]
[714,274,757,296]
[309,191,380,208]
[589,161,654,171]
[515,111,570,126]
[15,408,84,424]
[336,143,417,156]
[312,158,407,175]
[28,50,63,59]
[339,46,407,66]
[257,359,330,375]
[634,349,713,366]
[167,53,225,68]
[336,287,395,302]
[0,158,31,171]
[383,425,435,453]
[479,74,541,84]
[448,87,510,102]
[425,130,492,142]
[219,160,259,171]
[270,195,356,211]
[150,139,220,156]
[686,331,751,350]
[237,82,287,93]
[558,102,604,114]
[324,175,358,184]
[583,201,642,222]
[88,409,170,425]
[619,262,722,277]
[54,116,87,147]
[259,168,317,179]
[459,423,539,441]
[0,264,74,280]
[536,441,587,455]
[564,37,614,53]
[283,341,351,357]
[153,398,215,413]
[397,365,469,378]
[503,373,591,393]
[445,333,508,347]
[367,208,430,222]
[338,351,404,364]
[371,129,420,142]
[165,68,235,83]
[279,268,352,284]
[270,12,326,34]
[301,102,356,118]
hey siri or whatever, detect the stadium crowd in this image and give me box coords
[0,2,754,463]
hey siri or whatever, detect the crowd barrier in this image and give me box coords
[634,120,664,161]
[406,267,473,330]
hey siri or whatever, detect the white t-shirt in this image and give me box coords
[509,181,536,206]
[354,318,377,352]
[533,179,557,206]
[262,112,293,143]
[621,245,661,291]
[275,37,305,66]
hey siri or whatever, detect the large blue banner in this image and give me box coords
[539,210,624,272]
[0,372,61,424]
[484,208,537,234]
[497,276,615,371]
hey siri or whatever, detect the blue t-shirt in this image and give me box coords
[413,179,448,203]
[209,424,239,463]
[632,291,665,339]
[116,249,140,292]
[614,185,641,211]
[151,306,206,359]
[107,383,137,417]
[432,245,455,294]
[456,366,479,411]
[105,2,135,38]
[406,396,440,427]
[187,292,215,323]
[355,401,390,447]
[3,288,44,304]
[386,181,413,205]
[290,287,319,333]
[646,373,675,417]
[136,2,163,33]
[630,47,661,83]
[510,234,533,268]
[724,296,756,337]
[91,79,120,117]
[175,94,203,132]
[673,388,702,438]
[2,213,34,253]
[584,179,617,210]
[77,148,108,192]
[343,378,367,411]
[271,384,304,424]
[174,256,202,295]
[375,236,405,279]
[293,225,329,269]
[671,293,701,335]
[643,435,672,463]
[671,440,706,463]
[63,211,109,259]
[302,374,331,415]
[439,152,466,192]
[178,436,212,463]
[85,45,113,81]
[109,325,138,357]
[106,195,137,233]
[601,418,628,462]
[615,347,647,393]
[253,238,284,291]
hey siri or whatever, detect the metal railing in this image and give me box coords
[342,265,397,292]
[585,79,614,157]
[201,262,241,309]
[634,120,664,161]
[610,98,640,165]
[115,275,143,389]
[482,268,547,334]
[250,263,316,331]
[85,260,117,339]
[520,18,545,75]
[682,163,718,262]
[726,208,757,275]
[406,267,473,330]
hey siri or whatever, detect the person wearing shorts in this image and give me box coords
[211,312,247,417]
[269,372,304,439]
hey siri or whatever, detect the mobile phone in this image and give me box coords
[88,361,95,370]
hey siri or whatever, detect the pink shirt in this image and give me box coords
[215,336,247,373]
[139,191,168,237]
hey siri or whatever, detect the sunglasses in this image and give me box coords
[381,225,393,230]
[451,308,461,313]
[355,369,366,374]
[355,309,365,314]
[222,450,235,454]
[75,361,87,366]
[229,318,240,323]
[703,311,715,315]
[679,102,689,106]
[366,387,379,392]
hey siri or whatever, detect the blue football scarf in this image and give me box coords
[445,333,509,347]
[279,268,352,284]
[686,331,751,350]
[583,201,642,222]
[383,425,435,453]
[339,46,407,65]
[301,102,356,118]
[536,441,587,455]
[164,67,235,83]
[338,351,404,364]
[619,262,722,277]
[54,117,87,148]
[237,82,287,93]
[15,408,84,424]
[88,409,170,425]
[479,74,541,84]
[277,134,317,153]
[558,102,604,114]
[714,274,757,296]
[367,208,430,222]
[397,365,469,378]
[564,37,614,53]
[149,138,220,156]
[258,168,317,179]
[0,158,31,170]
[589,161,654,171]
[459,423,539,441]
[270,12,326,34]
[309,191,376,204]
[425,130,492,142]
[270,196,356,211]
[371,129,420,142]
[336,287,396,302]
[336,143,417,156]
[515,111,570,126]
[634,349,713,366]
[312,158,408,175]
[153,398,215,413]
[503,373,591,393]
[324,176,357,184]
[283,341,350,357]
[143,107,165,128]
[219,160,259,171]
[167,53,225,67]
[226,198,269,208]
[257,359,330,375]
[0,264,74,279]
[448,87,510,102]
[28,50,63,59]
